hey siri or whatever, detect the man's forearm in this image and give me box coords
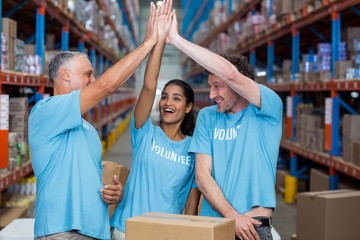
[171,35,233,83]
[99,42,154,93]
[196,172,238,218]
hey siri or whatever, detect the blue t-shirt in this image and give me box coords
[28,90,110,239]
[110,117,195,232]
[189,85,282,217]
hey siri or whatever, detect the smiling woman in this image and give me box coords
[109,1,200,239]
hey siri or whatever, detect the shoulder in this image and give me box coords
[259,84,281,101]
[199,105,217,115]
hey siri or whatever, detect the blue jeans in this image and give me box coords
[235,216,273,240]
[253,216,273,240]
[36,231,97,240]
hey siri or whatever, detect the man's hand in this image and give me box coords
[166,10,179,44]
[233,214,261,240]
[157,0,174,41]
[100,175,123,204]
[143,2,159,47]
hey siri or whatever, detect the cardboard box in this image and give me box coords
[310,168,329,192]
[24,44,36,55]
[297,190,360,240]
[352,140,360,167]
[126,212,235,240]
[0,207,28,229]
[2,18,17,38]
[342,27,360,52]
[102,161,130,218]
[342,114,360,139]
[9,97,28,115]
[342,137,354,162]
[293,0,304,11]
[304,114,322,131]
[314,128,324,152]
[335,60,353,79]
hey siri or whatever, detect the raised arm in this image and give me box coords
[134,0,174,128]
[167,14,261,108]
[79,2,158,115]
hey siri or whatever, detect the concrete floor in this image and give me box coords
[105,128,297,240]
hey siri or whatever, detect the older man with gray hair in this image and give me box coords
[28,3,159,239]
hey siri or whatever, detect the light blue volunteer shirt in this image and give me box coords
[111,116,195,232]
[28,90,110,239]
[189,84,282,217]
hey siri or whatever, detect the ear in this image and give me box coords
[185,102,193,114]
[59,69,70,82]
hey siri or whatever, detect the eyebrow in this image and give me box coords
[162,93,184,98]
[84,70,94,75]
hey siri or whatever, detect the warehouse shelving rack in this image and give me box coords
[0,0,138,207]
[182,0,360,188]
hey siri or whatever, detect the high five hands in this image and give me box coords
[144,0,176,46]
[157,0,175,42]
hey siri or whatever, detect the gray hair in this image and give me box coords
[48,51,88,83]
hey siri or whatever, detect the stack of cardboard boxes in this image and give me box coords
[342,114,360,167]
[1,18,17,71]
[295,107,324,153]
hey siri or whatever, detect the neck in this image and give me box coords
[54,84,70,96]
[227,97,250,114]
[160,123,185,141]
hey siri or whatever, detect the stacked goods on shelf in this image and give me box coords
[342,114,360,167]
[275,59,292,84]
[15,39,25,73]
[7,98,29,175]
[294,104,324,152]
[274,42,348,84]
[274,0,293,16]
[8,98,28,144]
[1,18,17,71]
[342,27,360,79]
[1,18,42,75]
[23,45,42,75]
[2,176,36,208]
[1,34,9,71]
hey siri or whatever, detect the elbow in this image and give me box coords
[224,66,238,84]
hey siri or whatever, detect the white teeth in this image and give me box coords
[164,108,175,113]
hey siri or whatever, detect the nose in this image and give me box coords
[209,88,216,100]
[91,76,96,83]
